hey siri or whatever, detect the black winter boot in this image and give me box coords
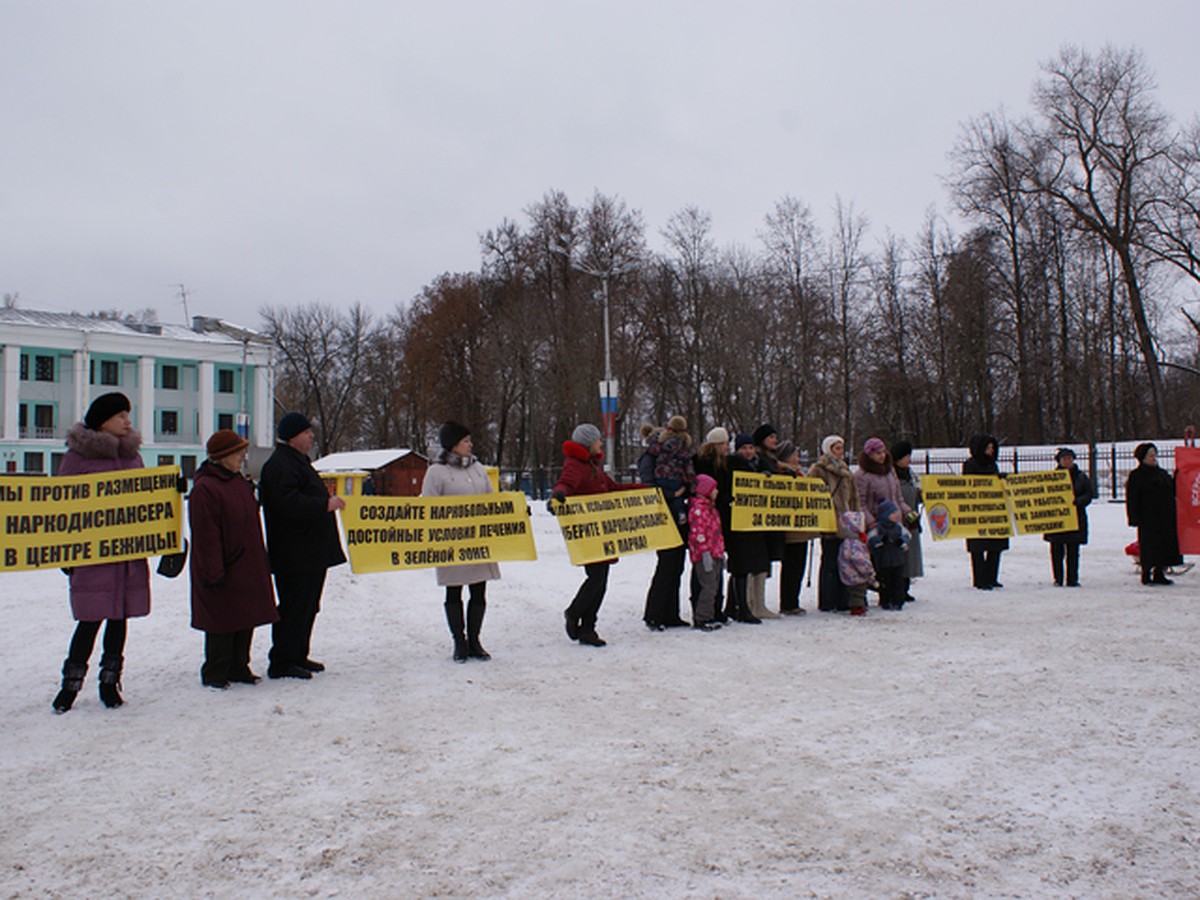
[730,576,760,624]
[52,661,88,713]
[445,597,469,663]
[466,595,490,660]
[98,655,123,708]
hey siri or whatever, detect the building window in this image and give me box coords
[100,360,119,385]
[217,369,236,393]
[35,355,55,382]
[18,404,27,431]
[181,455,197,479]
[50,452,64,475]
[161,365,179,390]
[161,410,178,435]
[19,354,29,380]
[34,405,54,437]
[24,452,45,473]
[157,455,174,467]
[217,413,234,431]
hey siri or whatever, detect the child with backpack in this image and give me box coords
[837,509,875,617]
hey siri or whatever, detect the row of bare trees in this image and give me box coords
[265,46,1200,470]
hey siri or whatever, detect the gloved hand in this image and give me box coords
[904,510,920,527]
[702,551,713,573]
[176,474,188,493]
[546,490,566,515]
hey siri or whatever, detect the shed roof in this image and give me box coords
[313,449,422,472]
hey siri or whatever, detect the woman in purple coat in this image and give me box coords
[52,393,151,713]
[188,430,280,688]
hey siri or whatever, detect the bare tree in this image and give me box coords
[260,302,373,455]
[1026,45,1175,431]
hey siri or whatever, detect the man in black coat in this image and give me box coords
[259,413,347,679]
[963,434,1009,590]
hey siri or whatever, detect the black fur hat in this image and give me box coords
[84,392,131,430]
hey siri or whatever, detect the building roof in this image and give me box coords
[0,307,265,346]
[313,449,422,472]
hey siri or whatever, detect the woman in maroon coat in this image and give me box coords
[549,423,639,647]
[52,392,150,713]
[188,430,279,688]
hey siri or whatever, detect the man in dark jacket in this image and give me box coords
[259,413,347,679]
[963,434,1008,590]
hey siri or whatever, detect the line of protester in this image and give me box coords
[45,396,1185,712]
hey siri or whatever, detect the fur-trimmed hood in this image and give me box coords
[65,422,143,460]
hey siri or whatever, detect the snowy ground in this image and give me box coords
[2,501,1198,899]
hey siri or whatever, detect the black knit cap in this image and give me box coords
[277,412,313,442]
[439,421,471,452]
[1134,442,1156,463]
[752,423,777,445]
[84,392,131,430]
[891,440,914,462]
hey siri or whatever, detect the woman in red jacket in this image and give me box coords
[549,423,638,647]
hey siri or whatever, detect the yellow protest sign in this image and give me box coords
[0,465,183,572]
[551,487,681,566]
[730,471,837,532]
[341,492,536,574]
[1005,469,1078,536]
[922,474,1013,541]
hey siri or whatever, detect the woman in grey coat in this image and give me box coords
[421,422,501,662]
[891,441,924,602]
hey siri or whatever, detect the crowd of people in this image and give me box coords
[45,395,1185,710]
[548,419,933,642]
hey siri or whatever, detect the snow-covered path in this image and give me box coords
[2,502,1197,898]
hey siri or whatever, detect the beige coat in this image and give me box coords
[420,456,502,587]
[807,454,861,537]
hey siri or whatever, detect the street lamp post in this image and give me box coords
[596,278,616,473]
[548,245,637,475]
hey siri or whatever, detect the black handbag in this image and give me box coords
[157,539,189,578]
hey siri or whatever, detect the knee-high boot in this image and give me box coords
[52,660,88,713]
[466,588,490,660]
[445,594,469,663]
[98,654,123,708]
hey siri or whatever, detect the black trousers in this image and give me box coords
[66,618,127,665]
[970,549,1004,588]
[1049,543,1080,586]
[202,629,253,684]
[270,570,326,668]
[567,562,610,630]
[780,541,808,611]
[818,537,848,612]
[643,545,687,625]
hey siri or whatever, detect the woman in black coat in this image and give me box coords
[1126,442,1182,585]
[723,434,770,623]
[1043,447,1094,588]
[963,434,1008,590]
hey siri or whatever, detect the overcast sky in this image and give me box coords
[2,1,1198,327]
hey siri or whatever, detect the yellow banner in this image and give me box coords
[0,465,183,572]
[922,474,1013,541]
[730,471,837,532]
[1005,469,1079,536]
[341,492,537,574]
[552,487,681,566]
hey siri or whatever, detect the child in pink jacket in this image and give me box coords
[687,474,725,630]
